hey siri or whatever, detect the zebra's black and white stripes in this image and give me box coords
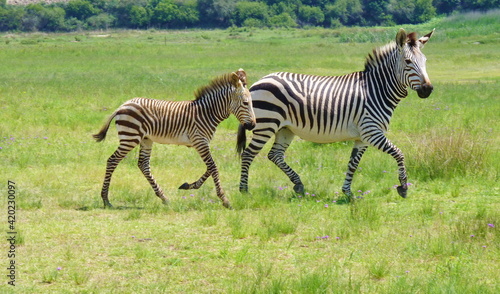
[94,69,255,208]
[237,29,434,199]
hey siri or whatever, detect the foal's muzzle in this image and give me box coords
[417,83,433,98]
[243,121,255,131]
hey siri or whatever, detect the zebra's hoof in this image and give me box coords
[179,182,190,190]
[103,202,113,209]
[222,200,233,209]
[293,184,305,194]
[397,185,407,198]
[239,186,248,193]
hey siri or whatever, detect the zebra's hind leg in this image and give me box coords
[268,128,304,194]
[178,170,210,190]
[342,141,368,202]
[239,131,273,193]
[101,147,132,208]
[138,139,168,205]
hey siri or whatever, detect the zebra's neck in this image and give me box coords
[193,88,232,127]
[363,47,408,112]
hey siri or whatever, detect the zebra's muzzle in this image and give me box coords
[417,83,433,98]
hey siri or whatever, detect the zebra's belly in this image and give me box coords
[148,134,193,147]
[288,125,360,143]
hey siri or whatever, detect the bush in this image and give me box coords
[234,1,269,26]
[269,12,297,28]
[151,0,198,28]
[86,13,115,30]
[298,5,325,26]
[0,5,25,31]
[129,5,150,28]
[65,0,100,21]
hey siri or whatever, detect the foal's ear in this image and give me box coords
[396,28,407,48]
[418,28,435,46]
[231,72,241,87]
[236,68,247,87]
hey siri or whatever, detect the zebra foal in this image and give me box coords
[94,69,255,209]
[237,29,434,200]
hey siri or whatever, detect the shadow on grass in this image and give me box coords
[76,205,145,211]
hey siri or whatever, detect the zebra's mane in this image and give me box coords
[194,73,235,101]
[364,32,418,72]
[363,41,399,72]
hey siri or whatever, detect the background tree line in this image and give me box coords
[0,0,498,32]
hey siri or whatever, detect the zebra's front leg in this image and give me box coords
[368,134,408,198]
[342,141,368,201]
[195,142,232,209]
[268,128,304,194]
[178,170,210,190]
[138,140,168,205]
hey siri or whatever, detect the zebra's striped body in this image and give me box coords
[94,70,255,208]
[237,29,434,199]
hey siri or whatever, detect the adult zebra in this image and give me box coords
[237,29,434,200]
[94,69,255,209]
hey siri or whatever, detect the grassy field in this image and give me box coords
[1,11,499,293]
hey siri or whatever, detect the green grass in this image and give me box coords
[1,12,499,293]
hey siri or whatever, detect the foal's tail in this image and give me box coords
[236,123,247,157]
[93,110,118,142]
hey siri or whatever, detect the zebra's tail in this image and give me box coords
[93,110,118,143]
[236,124,247,157]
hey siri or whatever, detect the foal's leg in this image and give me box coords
[178,170,211,190]
[138,139,168,204]
[267,128,304,194]
[101,144,136,208]
[193,140,231,208]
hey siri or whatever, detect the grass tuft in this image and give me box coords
[407,128,489,181]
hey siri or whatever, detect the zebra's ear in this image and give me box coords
[418,28,435,46]
[231,72,241,87]
[236,68,248,87]
[396,28,407,48]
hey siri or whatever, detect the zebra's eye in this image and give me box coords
[404,59,412,65]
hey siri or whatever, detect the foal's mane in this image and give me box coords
[194,73,235,101]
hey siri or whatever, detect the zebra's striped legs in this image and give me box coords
[367,134,408,198]
[342,141,368,200]
[268,128,304,194]
[178,170,210,190]
[239,131,273,192]
[137,139,168,204]
[385,145,408,198]
[190,141,232,208]
[100,147,131,208]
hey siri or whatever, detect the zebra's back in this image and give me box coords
[249,72,367,143]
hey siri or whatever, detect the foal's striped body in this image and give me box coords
[94,70,255,208]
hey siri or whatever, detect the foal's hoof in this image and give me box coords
[397,185,407,198]
[293,184,305,194]
[223,200,233,210]
[103,202,113,209]
[179,182,190,190]
[239,186,249,193]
